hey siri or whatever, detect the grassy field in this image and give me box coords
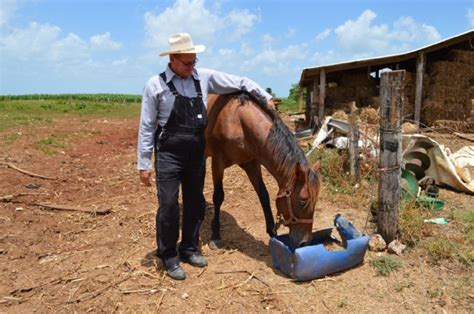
[0,96,140,132]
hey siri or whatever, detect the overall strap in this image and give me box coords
[192,77,203,98]
[160,72,202,98]
[159,72,179,97]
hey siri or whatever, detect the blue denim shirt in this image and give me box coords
[137,65,272,170]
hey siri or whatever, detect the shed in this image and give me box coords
[299,30,474,131]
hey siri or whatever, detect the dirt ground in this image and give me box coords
[0,115,472,312]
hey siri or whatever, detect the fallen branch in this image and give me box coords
[197,267,207,278]
[34,203,111,215]
[120,288,159,295]
[156,289,166,310]
[453,132,474,142]
[0,192,47,202]
[68,274,132,303]
[218,273,254,290]
[215,270,270,288]
[1,162,57,180]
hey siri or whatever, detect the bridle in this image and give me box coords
[275,188,314,227]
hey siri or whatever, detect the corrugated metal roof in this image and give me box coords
[300,29,474,85]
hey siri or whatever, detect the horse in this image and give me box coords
[205,92,321,249]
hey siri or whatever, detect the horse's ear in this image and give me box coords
[312,159,321,172]
[296,162,306,181]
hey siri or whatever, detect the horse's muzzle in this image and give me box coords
[289,225,312,248]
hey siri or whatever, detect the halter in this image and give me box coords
[275,188,314,226]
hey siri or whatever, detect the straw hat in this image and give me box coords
[159,33,206,56]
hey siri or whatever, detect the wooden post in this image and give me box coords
[312,78,318,128]
[414,51,425,130]
[298,87,304,113]
[319,68,326,123]
[348,101,360,183]
[378,70,405,243]
[305,86,311,124]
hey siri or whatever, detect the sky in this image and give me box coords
[0,0,473,97]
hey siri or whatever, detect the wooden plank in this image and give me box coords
[414,51,425,130]
[318,68,326,123]
[377,70,405,243]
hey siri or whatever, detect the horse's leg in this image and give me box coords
[209,157,225,250]
[240,161,276,238]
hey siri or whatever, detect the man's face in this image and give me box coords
[170,53,197,78]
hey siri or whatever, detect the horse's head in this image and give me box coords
[275,159,321,247]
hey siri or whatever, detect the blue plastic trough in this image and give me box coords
[269,215,370,281]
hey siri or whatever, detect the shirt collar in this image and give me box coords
[164,64,199,83]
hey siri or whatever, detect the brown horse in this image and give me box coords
[205,92,321,248]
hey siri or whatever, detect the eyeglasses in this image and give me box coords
[174,56,199,67]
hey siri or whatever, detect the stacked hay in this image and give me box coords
[326,71,377,109]
[447,49,474,66]
[402,71,430,121]
[421,55,474,127]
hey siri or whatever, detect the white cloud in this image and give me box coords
[143,0,259,50]
[242,44,309,76]
[334,9,441,56]
[315,28,331,41]
[262,34,275,46]
[0,0,18,28]
[285,27,296,38]
[226,9,259,38]
[144,0,221,49]
[335,10,391,54]
[50,33,89,64]
[392,16,441,43]
[468,8,474,27]
[90,32,122,50]
[1,22,62,61]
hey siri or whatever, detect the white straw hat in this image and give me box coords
[159,33,206,56]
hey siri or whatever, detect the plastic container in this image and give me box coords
[270,215,370,281]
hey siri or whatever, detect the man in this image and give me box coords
[137,33,273,280]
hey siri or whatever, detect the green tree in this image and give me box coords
[265,87,276,98]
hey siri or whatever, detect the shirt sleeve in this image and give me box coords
[203,69,272,100]
[137,77,160,170]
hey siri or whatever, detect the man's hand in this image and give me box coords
[267,99,276,110]
[140,169,153,186]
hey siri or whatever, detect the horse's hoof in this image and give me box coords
[209,239,224,250]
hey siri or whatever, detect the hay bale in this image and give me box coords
[421,99,471,125]
[360,107,379,125]
[332,110,348,121]
[432,119,473,133]
[446,49,474,66]
[340,71,376,87]
[427,61,474,87]
[402,122,418,134]
[327,86,356,103]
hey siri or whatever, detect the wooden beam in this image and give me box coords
[414,51,425,130]
[377,70,405,244]
[318,68,326,123]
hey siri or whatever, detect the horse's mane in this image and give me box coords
[233,92,309,180]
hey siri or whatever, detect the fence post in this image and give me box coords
[377,70,405,243]
[348,101,360,183]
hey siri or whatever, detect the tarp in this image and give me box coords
[403,135,474,194]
